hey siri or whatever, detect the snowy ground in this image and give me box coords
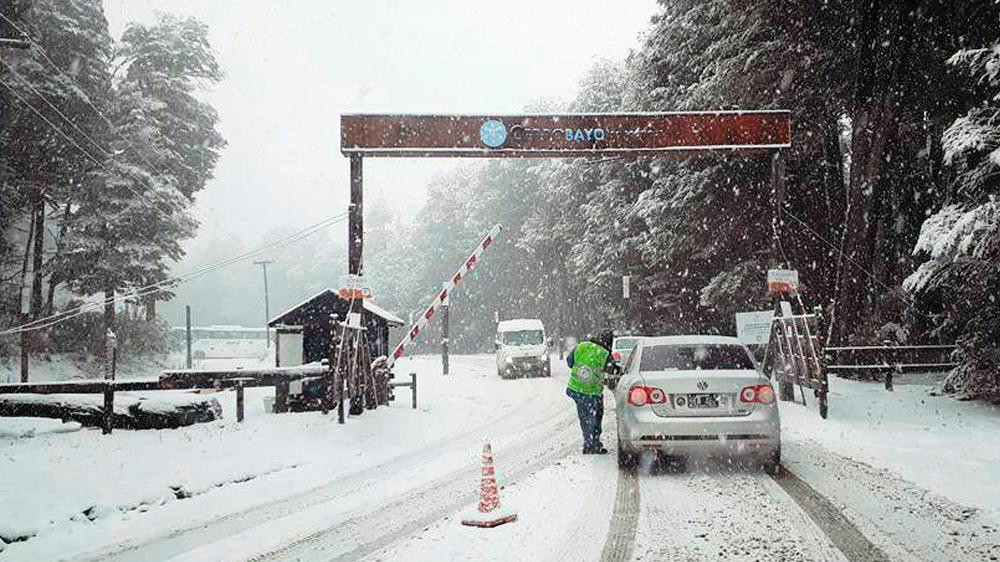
[2,354,999,561]
[779,373,1000,522]
[0,354,570,560]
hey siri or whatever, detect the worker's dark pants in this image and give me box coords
[566,388,604,452]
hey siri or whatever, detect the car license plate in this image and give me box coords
[688,393,719,408]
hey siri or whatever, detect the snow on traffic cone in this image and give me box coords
[461,439,517,528]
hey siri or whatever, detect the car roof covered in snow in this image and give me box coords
[497,318,544,332]
[638,335,744,347]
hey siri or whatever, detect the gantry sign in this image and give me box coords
[339,111,791,274]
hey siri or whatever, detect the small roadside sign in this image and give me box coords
[622,275,631,299]
[780,300,794,317]
[767,269,799,294]
[736,311,774,345]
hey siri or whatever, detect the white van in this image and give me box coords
[495,318,550,378]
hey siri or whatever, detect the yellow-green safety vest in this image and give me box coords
[567,341,609,396]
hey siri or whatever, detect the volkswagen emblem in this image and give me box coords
[696,380,709,391]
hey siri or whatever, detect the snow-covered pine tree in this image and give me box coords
[56,13,224,336]
[0,0,112,362]
[904,37,1000,402]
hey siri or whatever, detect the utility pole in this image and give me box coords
[185,305,193,369]
[253,260,273,348]
[4,24,31,383]
[348,155,364,277]
[441,282,449,375]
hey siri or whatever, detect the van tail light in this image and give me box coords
[612,351,621,361]
[627,385,667,407]
[740,384,775,404]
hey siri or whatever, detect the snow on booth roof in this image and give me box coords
[497,318,544,332]
[267,288,404,327]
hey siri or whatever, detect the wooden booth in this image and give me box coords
[268,289,404,367]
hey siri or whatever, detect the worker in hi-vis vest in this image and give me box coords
[565,330,619,455]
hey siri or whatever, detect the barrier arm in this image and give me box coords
[386,224,503,370]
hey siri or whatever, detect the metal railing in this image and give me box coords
[824,344,957,391]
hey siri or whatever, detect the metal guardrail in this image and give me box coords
[389,372,417,409]
[824,344,957,391]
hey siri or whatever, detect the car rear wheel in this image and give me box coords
[617,436,637,471]
[762,446,781,475]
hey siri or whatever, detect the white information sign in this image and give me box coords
[622,275,631,299]
[736,310,774,345]
[767,268,799,294]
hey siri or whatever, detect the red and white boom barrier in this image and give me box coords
[387,224,503,369]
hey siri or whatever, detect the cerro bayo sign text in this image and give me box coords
[341,112,791,158]
[507,122,608,144]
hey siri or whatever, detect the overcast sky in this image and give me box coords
[102,0,657,247]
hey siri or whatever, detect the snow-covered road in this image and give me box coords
[2,354,998,561]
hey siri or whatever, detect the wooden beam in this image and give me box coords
[341,111,791,158]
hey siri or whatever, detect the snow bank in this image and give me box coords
[779,374,1000,522]
[0,417,81,439]
[0,392,222,429]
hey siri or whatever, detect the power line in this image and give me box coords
[0,10,173,181]
[3,212,348,334]
[0,10,240,241]
[781,208,917,306]
[0,76,187,217]
[0,212,350,335]
[0,57,115,163]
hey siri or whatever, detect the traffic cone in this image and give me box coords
[460,440,517,528]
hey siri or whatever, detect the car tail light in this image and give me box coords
[756,384,775,404]
[740,384,775,404]
[627,385,667,406]
[612,351,621,361]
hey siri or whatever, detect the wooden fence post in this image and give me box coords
[103,383,114,434]
[337,370,345,424]
[883,339,895,392]
[275,380,288,413]
[236,380,246,422]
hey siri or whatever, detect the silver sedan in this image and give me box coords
[612,335,780,473]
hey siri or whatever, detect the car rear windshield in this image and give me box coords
[502,330,543,346]
[639,344,755,371]
[613,338,638,350]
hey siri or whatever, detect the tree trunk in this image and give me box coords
[46,202,72,316]
[832,0,918,343]
[145,297,155,321]
[18,204,34,318]
[29,185,45,320]
[104,286,115,354]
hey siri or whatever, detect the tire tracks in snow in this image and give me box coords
[248,412,577,562]
[772,466,889,562]
[599,465,639,562]
[781,439,1000,562]
[81,384,568,562]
